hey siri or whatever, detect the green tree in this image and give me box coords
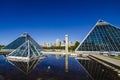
[74,41,80,49]
[0,45,4,50]
[68,41,80,52]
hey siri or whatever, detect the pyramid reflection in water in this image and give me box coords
[8,58,42,74]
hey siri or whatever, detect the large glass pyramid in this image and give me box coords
[76,20,120,54]
[6,33,43,61]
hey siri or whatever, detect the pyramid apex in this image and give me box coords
[21,32,29,37]
[98,19,104,22]
[96,19,109,25]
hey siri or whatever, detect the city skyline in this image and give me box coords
[0,0,120,45]
[42,38,76,47]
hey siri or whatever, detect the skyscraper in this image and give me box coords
[56,38,61,46]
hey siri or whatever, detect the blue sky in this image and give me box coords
[0,0,120,45]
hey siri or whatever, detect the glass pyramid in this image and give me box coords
[3,33,42,50]
[76,20,120,54]
[6,33,43,61]
[8,40,42,57]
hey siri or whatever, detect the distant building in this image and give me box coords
[49,42,53,47]
[53,43,56,46]
[69,41,75,47]
[56,39,61,46]
[42,39,75,47]
[61,40,66,47]
[42,42,48,47]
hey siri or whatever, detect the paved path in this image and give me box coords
[90,54,120,67]
[41,51,77,56]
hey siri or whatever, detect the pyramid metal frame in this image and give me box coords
[75,20,120,55]
[6,33,43,61]
[2,33,42,51]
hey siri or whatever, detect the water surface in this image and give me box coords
[0,55,92,80]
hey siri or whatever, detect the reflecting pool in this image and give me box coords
[0,55,92,80]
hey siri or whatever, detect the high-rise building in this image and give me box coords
[69,41,75,47]
[49,42,53,47]
[61,40,66,46]
[76,20,120,55]
[42,42,48,47]
[56,39,61,46]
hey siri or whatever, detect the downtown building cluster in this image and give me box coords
[42,39,75,47]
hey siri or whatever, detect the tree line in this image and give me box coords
[0,45,4,50]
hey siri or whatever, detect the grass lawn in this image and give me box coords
[113,55,120,60]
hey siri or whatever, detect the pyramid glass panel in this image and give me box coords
[6,33,43,61]
[29,41,40,57]
[9,41,28,57]
[8,40,42,59]
[3,37,26,49]
[76,20,120,53]
[3,33,42,50]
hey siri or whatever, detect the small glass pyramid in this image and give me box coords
[3,32,42,50]
[6,33,44,62]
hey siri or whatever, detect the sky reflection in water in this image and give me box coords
[0,55,92,80]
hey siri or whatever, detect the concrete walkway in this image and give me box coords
[90,54,120,67]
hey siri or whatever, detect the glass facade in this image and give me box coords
[76,20,120,52]
[3,37,26,49]
[5,33,42,58]
[8,40,42,58]
[3,33,42,50]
